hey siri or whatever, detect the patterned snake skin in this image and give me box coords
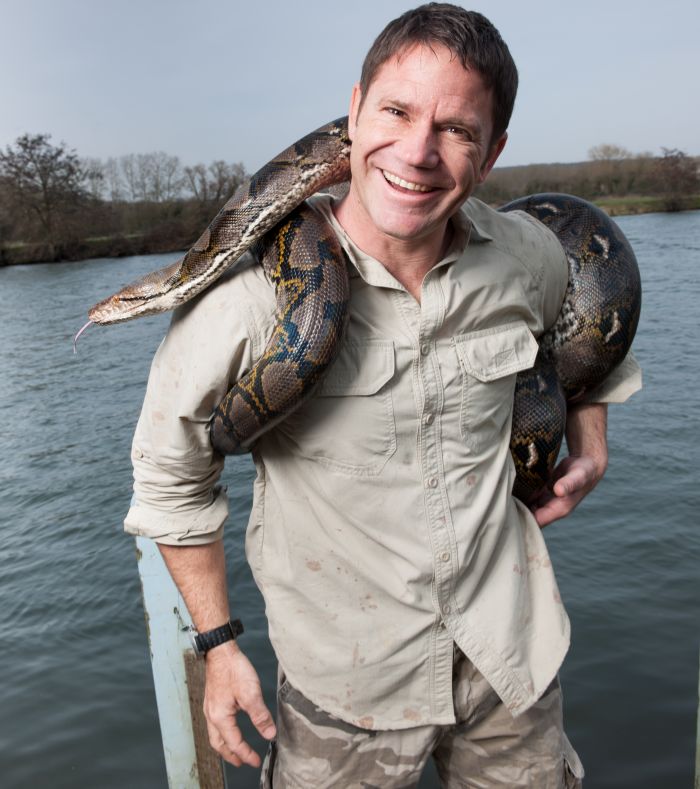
[500,194,641,499]
[84,118,641,500]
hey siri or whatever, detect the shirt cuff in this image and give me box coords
[124,485,229,545]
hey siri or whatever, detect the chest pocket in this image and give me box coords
[279,339,397,476]
[454,321,538,453]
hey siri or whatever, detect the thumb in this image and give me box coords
[552,461,589,497]
[243,696,277,740]
[552,475,573,497]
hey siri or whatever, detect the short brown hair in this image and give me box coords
[359,3,518,144]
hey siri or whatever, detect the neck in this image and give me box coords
[333,195,452,302]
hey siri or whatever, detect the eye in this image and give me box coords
[384,106,406,118]
[443,125,473,141]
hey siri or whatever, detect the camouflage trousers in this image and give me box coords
[260,649,584,788]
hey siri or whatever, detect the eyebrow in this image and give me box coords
[377,95,485,140]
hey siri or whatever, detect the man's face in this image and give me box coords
[343,43,506,249]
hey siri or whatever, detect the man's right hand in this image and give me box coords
[156,542,277,768]
[204,640,277,768]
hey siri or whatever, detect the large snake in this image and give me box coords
[84,117,641,500]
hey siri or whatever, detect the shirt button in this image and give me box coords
[442,604,451,615]
[441,551,450,563]
[420,342,431,356]
[424,413,434,426]
[427,477,438,489]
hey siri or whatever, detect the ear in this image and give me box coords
[478,132,507,184]
[348,83,363,141]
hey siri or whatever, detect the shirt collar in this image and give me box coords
[460,199,494,243]
[310,194,493,288]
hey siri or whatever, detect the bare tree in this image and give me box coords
[184,163,209,202]
[119,154,143,202]
[0,133,86,253]
[654,148,699,210]
[140,151,184,202]
[184,159,247,207]
[81,157,105,200]
[587,143,637,195]
[588,144,633,161]
[103,157,124,202]
[118,151,184,202]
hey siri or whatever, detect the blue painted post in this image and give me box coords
[136,535,227,789]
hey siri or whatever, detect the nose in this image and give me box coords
[397,120,440,169]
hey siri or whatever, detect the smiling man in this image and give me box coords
[336,41,506,296]
[125,4,641,787]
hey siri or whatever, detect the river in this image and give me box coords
[0,210,698,788]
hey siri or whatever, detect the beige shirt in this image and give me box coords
[125,195,641,728]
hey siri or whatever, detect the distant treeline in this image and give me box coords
[0,134,698,266]
[0,134,248,265]
[475,145,700,215]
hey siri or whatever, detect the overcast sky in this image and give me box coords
[1,0,697,172]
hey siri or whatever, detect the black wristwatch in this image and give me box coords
[189,619,244,656]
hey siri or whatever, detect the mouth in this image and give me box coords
[382,170,437,193]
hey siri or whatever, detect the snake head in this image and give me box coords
[87,257,187,325]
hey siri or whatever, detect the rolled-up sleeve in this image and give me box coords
[580,350,642,404]
[124,256,275,545]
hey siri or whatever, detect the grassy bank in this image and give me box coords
[594,195,700,216]
[0,224,195,266]
[2,195,699,267]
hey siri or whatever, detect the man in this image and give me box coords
[125,4,640,787]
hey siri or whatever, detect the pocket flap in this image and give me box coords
[455,322,538,382]
[320,339,395,396]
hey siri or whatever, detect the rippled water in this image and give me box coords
[1,211,698,788]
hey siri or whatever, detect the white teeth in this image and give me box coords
[382,170,433,192]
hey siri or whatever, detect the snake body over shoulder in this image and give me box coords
[85,117,641,500]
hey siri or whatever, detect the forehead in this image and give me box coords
[364,43,493,118]
[367,43,487,97]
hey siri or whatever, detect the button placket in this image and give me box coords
[418,274,456,718]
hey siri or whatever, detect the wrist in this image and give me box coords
[205,638,241,662]
[189,618,244,657]
[565,402,608,473]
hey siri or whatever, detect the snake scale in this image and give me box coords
[85,117,641,501]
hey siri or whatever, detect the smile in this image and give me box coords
[382,171,435,193]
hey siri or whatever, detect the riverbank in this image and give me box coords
[0,225,194,266]
[595,195,700,216]
[2,196,699,266]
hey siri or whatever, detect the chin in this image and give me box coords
[372,210,436,241]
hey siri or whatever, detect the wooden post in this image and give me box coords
[136,535,227,789]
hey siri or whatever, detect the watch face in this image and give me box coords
[188,628,203,655]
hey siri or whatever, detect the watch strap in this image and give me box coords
[193,619,244,655]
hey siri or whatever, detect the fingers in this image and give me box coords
[227,653,277,741]
[531,490,579,527]
[206,706,263,768]
[529,456,599,527]
[206,714,256,768]
[202,648,276,768]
